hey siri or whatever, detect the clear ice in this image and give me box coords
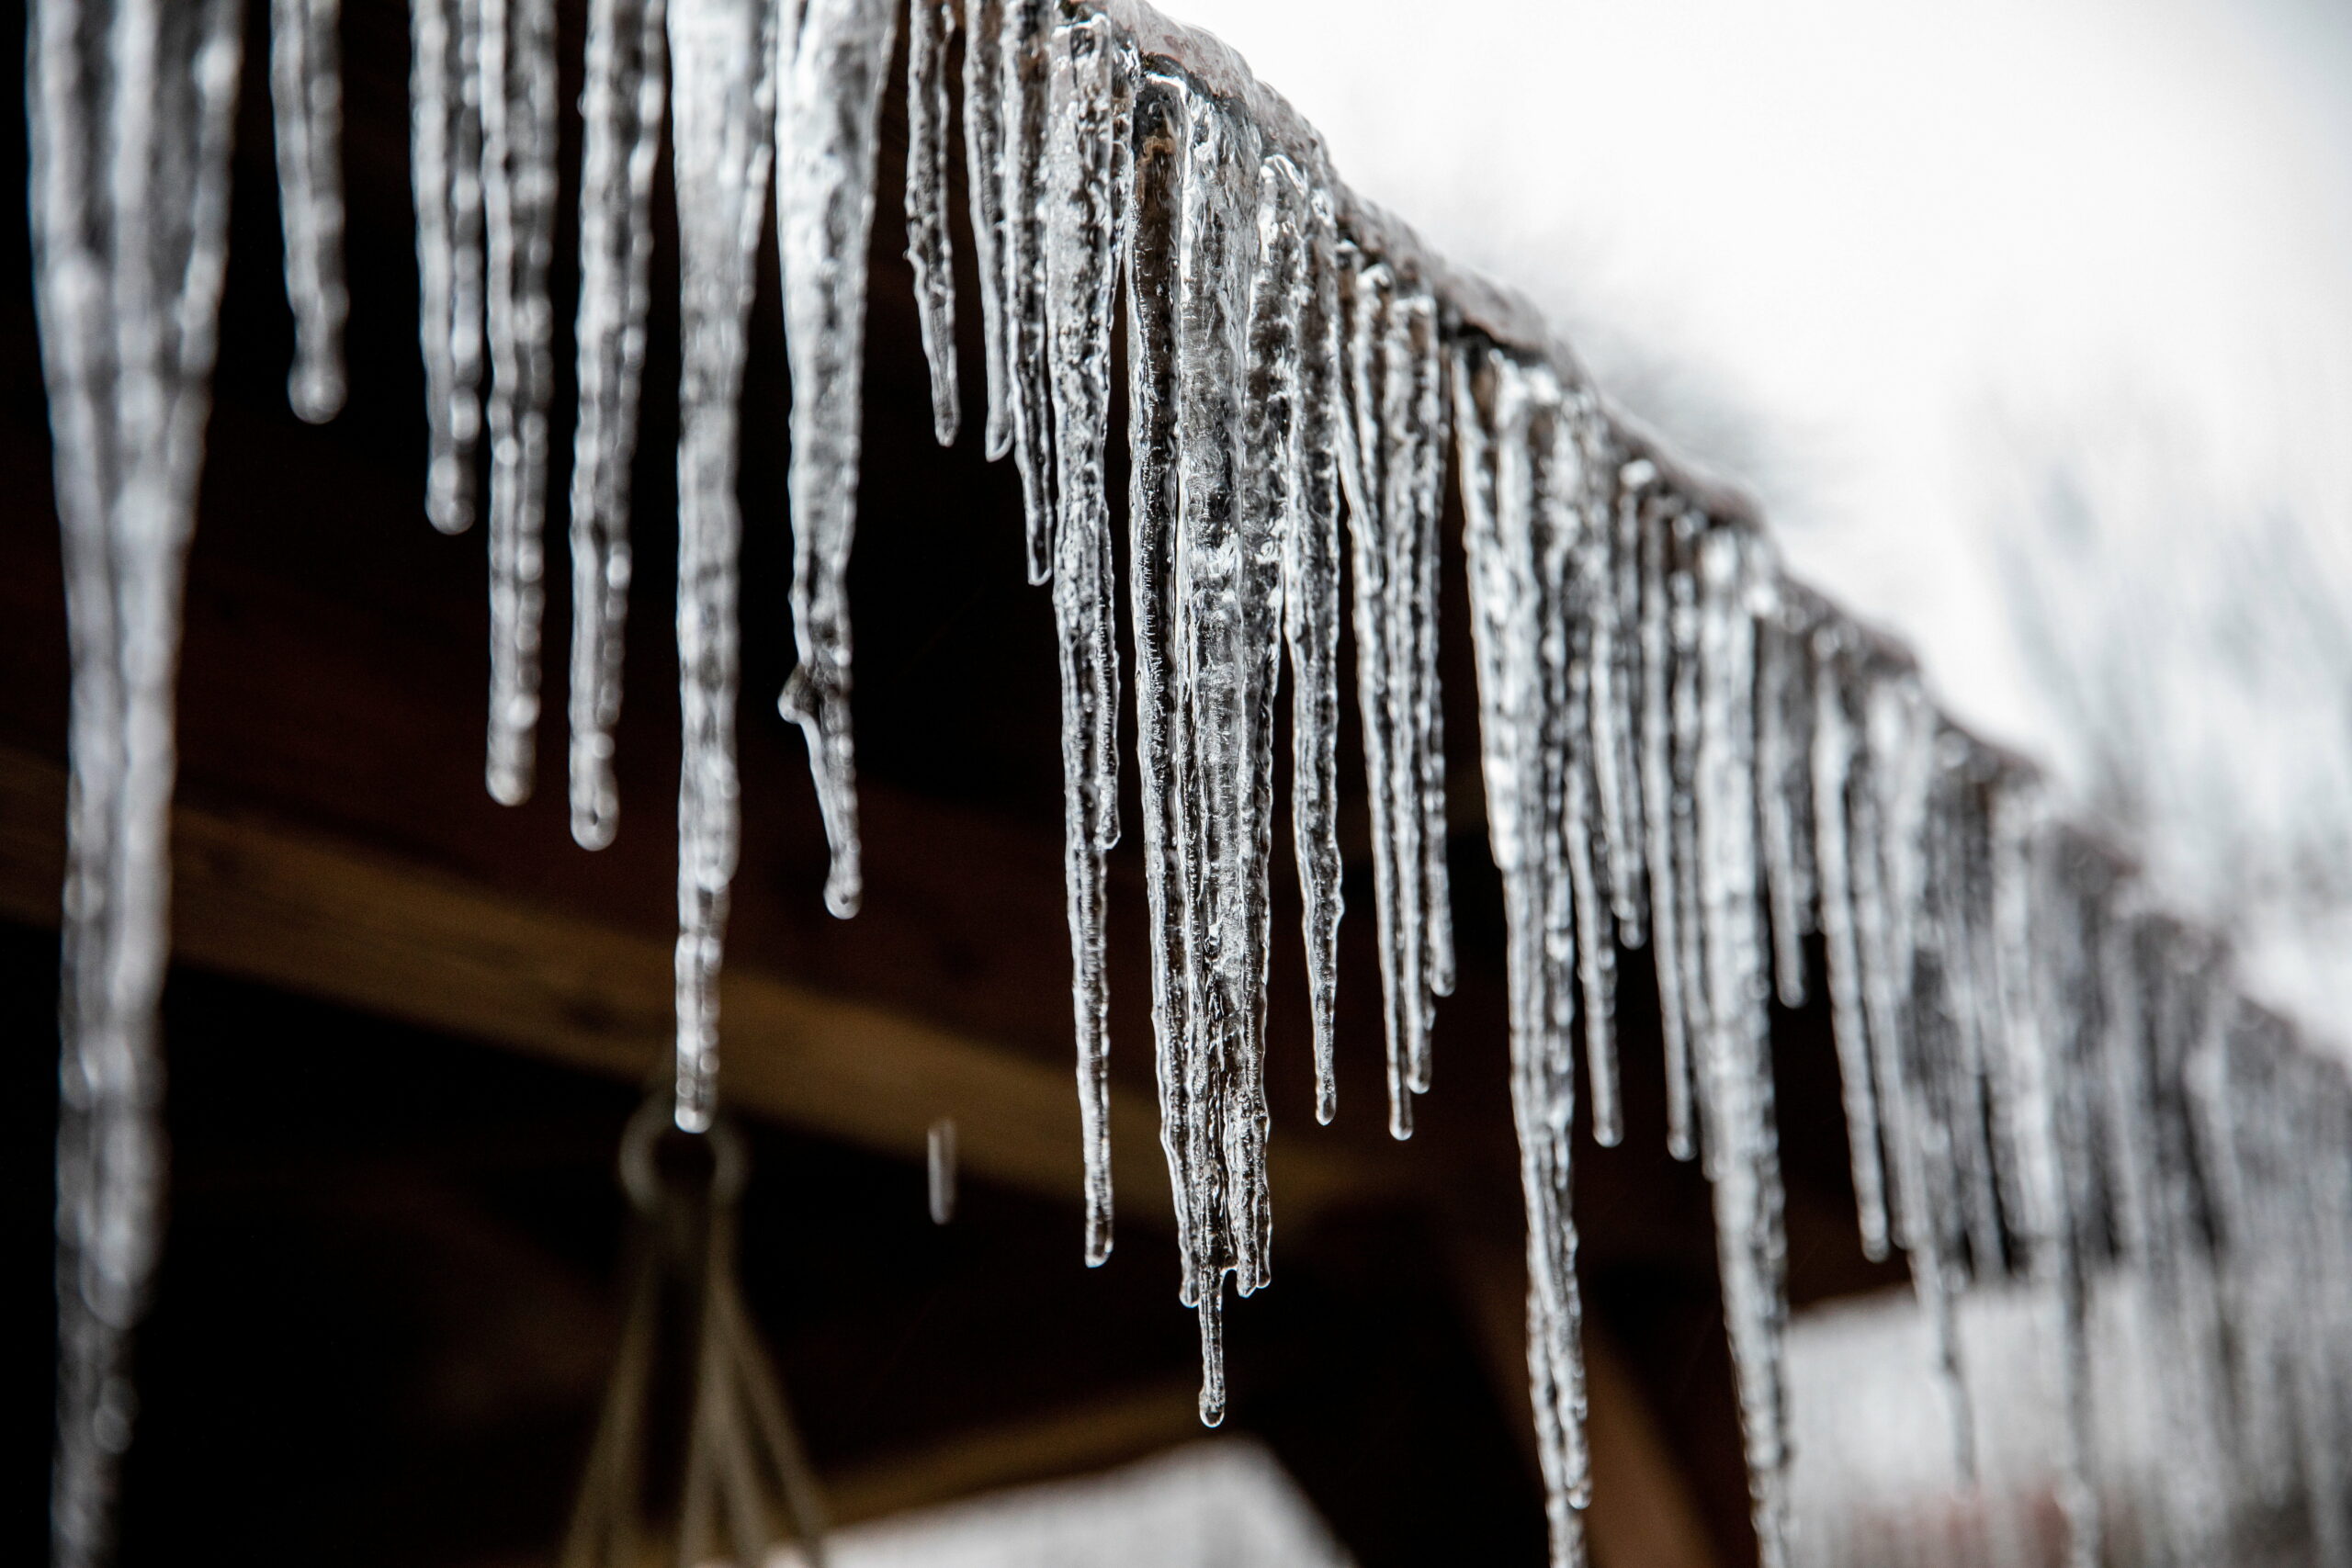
[28,1,243,1562]
[566,0,668,850]
[670,0,778,1131]
[270,0,349,422]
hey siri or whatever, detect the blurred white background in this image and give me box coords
[1170,0,2352,1043]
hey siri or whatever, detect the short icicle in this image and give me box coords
[410,0,487,534]
[903,0,960,445]
[669,0,778,1133]
[776,0,899,919]
[1041,6,1127,1267]
[28,0,244,1561]
[269,0,350,422]
[566,0,668,850]
[480,0,561,806]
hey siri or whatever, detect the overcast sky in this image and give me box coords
[1169,0,2352,1032]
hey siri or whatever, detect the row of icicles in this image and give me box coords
[31,0,2352,1565]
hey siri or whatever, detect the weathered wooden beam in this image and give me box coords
[0,743,1369,1226]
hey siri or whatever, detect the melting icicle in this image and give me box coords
[903,0,959,446]
[1455,339,1589,1568]
[567,0,668,851]
[270,0,349,422]
[411,0,486,534]
[1337,253,1452,1136]
[1275,171,1347,1125]
[29,1,243,1562]
[670,0,778,1133]
[481,0,560,805]
[1042,6,1125,1268]
[776,0,899,920]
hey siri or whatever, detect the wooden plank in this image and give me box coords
[823,1379,1207,1525]
[0,744,1369,1225]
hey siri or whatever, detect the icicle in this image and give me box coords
[1338,254,1450,1136]
[1546,403,1619,1146]
[480,0,560,805]
[411,0,486,534]
[1455,339,1589,1568]
[998,0,1058,582]
[669,0,779,1133]
[1587,408,1647,946]
[567,0,668,851]
[1808,621,1891,1258]
[1690,525,1792,1568]
[29,2,243,1562]
[1754,582,1814,1011]
[775,0,899,920]
[1282,179,1347,1126]
[959,0,1012,460]
[270,0,349,422]
[1042,6,1126,1268]
[903,0,959,446]
[1630,461,1699,1159]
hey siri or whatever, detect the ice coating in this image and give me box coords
[775,0,899,920]
[269,0,349,422]
[481,0,560,806]
[410,0,486,534]
[669,0,778,1132]
[903,0,960,446]
[566,0,667,850]
[28,1,243,1561]
[958,0,1012,461]
[998,0,1059,583]
[1042,6,1127,1267]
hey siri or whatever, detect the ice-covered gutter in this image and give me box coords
[28,1,2352,1566]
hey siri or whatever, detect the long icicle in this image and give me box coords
[29,1,244,1562]
[669,0,778,1133]
[1456,339,1589,1568]
[481,0,560,805]
[566,0,668,850]
[1279,169,1347,1125]
[775,0,899,919]
[269,0,349,422]
[1041,6,1126,1267]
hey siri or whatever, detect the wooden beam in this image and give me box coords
[823,1379,1207,1526]
[0,744,1369,1227]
